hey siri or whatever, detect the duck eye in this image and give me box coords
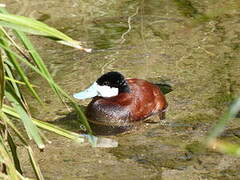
[103,82,108,86]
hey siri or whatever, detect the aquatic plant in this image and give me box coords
[0,6,93,179]
[207,98,240,156]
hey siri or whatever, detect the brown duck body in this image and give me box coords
[86,78,167,126]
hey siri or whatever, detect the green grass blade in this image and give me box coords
[45,82,92,133]
[13,31,65,101]
[0,11,92,135]
[70,101,92,134]
[0,21,46,36]
[0,46,4,108]
[0,43,51,79]
[0,110,28,146]
[0,136,19,180]
[0,29,21,98]
[2,28,65,103]
[0,42,65,98]
[4,63,21,98]
[7,132,23,174]
[2,104,84,142]
[5,76,38,87]
[0,42,92,134]
[0,34,42,104]
[0,110,42,179]
[5,53,42,104]
[0,13,73,42]
[0,36,64,106]
[0,8,91,51]
[207,98,240,142]
[5,88,45,149]
[3,61,21,99]
[27,146,44,180]
[0,28,21,97]
[3,104,115,147]
[14,31,51,76]
[209,140,240,156]
[206,98,240,156]
[33,119,84,142]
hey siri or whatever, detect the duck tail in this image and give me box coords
[154,83,173,95]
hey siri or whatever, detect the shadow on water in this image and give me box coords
[50,108,139,136]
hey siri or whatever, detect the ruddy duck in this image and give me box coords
[73,72,168,126]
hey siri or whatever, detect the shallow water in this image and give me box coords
[5,0,240,179]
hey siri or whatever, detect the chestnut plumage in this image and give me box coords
[74,72,168,126]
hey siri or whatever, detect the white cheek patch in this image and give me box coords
[96,83,119,97]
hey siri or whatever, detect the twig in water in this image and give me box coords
[120,7,139,44]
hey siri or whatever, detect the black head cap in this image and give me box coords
[96,72,130,93]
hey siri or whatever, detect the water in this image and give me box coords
[5,0,240,179]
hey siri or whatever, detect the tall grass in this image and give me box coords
[0,7,93,179]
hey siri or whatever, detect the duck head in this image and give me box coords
[73,71,130,100]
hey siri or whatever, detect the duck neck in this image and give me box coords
[119,81,130,93]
